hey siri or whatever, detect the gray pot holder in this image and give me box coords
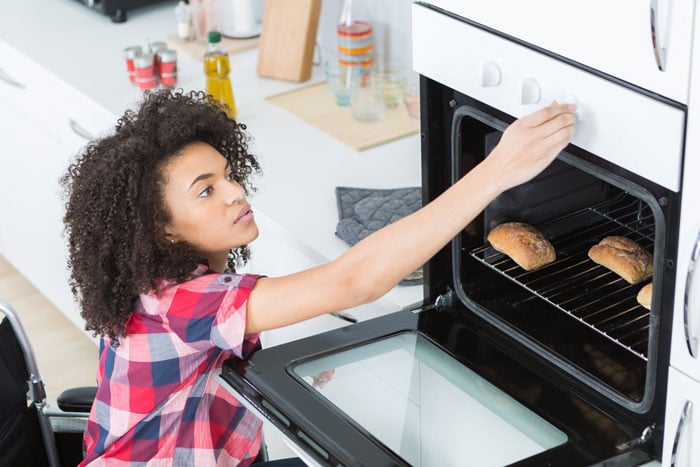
[335,186,423,286]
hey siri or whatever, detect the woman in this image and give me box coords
[62,89,576,465]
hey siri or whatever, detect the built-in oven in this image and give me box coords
[220,2,696,465]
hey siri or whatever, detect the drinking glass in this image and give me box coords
[324,59,360,107]
[403,74,420,121]
[350,70,384,122]
[372,63,405,109]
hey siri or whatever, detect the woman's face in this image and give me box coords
[162,142,258,269]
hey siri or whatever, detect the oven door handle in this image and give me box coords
[671,400,693,466]
[650,0,669,71]
[684,231,700,357]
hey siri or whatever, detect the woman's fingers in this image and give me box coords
[484,101,577,191]
[521,101,577,128]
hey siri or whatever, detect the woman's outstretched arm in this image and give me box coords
[246,102,577,333]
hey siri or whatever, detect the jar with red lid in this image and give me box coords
[149,41,168,75]
[134,52,158,90]
[157,49,178,87]
[123,46,142,84]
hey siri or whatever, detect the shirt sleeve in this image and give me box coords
[165,272,262,358]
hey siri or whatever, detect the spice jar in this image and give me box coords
[149,40,168,75]
[123,46,142,84]
[134,52,158,90]
[157,49,178,87]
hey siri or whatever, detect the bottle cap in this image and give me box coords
[208,31,222,43]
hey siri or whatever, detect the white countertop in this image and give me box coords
[0,0,423,311]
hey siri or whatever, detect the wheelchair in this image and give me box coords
[0,299,96,466]
[0,299,272,466]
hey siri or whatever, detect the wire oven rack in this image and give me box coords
[469,195,655,361]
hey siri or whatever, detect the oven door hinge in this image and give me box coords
[409,288,455,314]
[615,423,657,451]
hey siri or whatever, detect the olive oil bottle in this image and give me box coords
[204,31,237,119]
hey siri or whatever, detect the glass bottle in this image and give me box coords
[204,31,237,119]
[337,0,374,70]
[175,0,194,42]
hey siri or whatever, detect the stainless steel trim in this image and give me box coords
[0,67,26,89]
[671,400,693,466]
[650,0,668,71]
[684,231,700,357]
[68,118,95,141]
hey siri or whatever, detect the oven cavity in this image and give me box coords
[451,109,665,406]
[471,193,655,362]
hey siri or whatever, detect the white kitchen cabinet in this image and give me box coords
[667,0,700,384]
[0,38,114,333]
[663,367,700,466]
[670,181,700,382]
[421,0,695,104]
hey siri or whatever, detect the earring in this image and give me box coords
[170,239,175,244]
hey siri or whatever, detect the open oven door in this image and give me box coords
[219,302,654,467]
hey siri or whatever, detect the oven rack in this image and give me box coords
[470,195,655,361]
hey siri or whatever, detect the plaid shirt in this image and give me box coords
[81,265,263,466]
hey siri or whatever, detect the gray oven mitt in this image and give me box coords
[335,186,423,286]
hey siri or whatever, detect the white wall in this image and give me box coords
[315,0,414,72]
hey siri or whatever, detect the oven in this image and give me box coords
[220,2,698,465]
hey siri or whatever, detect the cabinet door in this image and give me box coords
[0,99,80,330]
[663,367,700,466]
[669,15,700,381]
[419,0,694,103]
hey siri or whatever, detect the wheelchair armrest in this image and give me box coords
[57,386,98,413]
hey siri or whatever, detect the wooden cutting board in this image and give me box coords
[256,0,322,82]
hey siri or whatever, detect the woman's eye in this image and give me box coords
[198,186,213,198]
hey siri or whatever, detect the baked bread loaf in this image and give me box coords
[637,283,653,310]
[487,222,556,271]
[588,236,653,284]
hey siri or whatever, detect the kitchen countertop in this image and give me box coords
[0,0,423,312]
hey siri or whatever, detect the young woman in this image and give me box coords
[62,89,576,465]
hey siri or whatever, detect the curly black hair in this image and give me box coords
[61,89,261,339]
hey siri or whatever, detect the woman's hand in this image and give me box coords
[311,369,335,389]
[485,101,577,193]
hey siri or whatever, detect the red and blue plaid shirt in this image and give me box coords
[81,265,263,466]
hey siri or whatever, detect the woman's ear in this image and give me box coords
[163,226,178,244]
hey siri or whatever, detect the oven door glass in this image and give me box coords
[221,308,652,466]
[292,331,567,466]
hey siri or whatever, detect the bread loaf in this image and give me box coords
[588,236,653,284]
[487,222,556,271]
[637,283,653,310]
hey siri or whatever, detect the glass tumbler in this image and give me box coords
[324,60,360,107]
[350,70,384,123]
[372,64,405,109]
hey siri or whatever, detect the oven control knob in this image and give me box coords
[563,94,582,121]
[520,78,541,105]
[481,61,502,87]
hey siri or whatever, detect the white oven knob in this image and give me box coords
[481,61,502,87]
[563,94,582,121]
[520,78,541,105]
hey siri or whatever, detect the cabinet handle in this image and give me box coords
[684,230,700,357]
[330,312,357,324]
[671,400,693,466]
[0,67,26,89]
[68,118,95,141]
[650,0,669,71]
